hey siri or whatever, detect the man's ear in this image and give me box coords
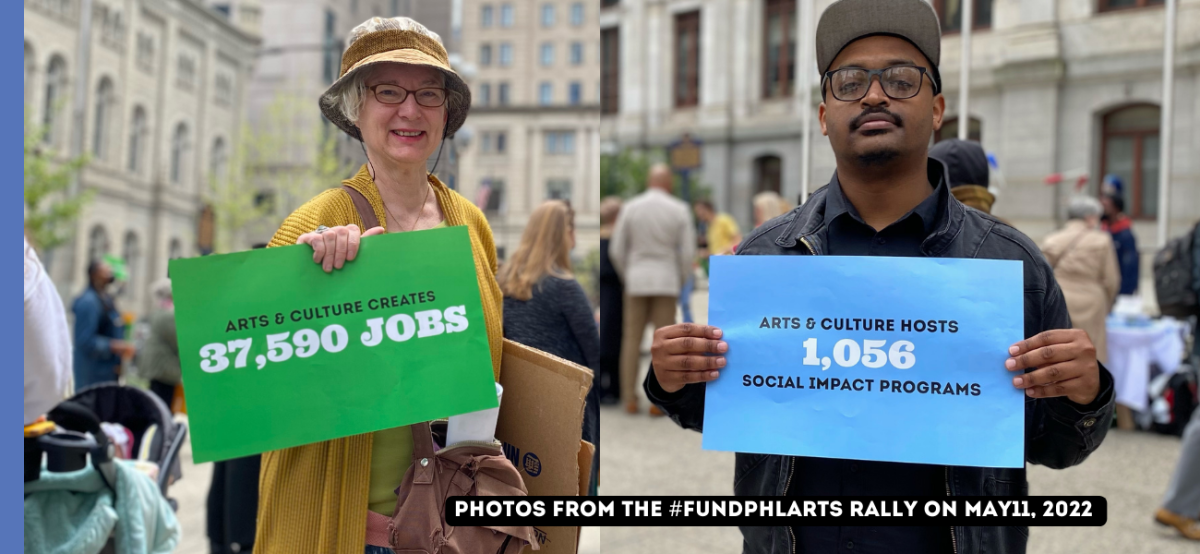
[932,93,945,132]
[818,102,829,136]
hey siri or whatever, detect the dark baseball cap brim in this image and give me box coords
[816,0,943,94]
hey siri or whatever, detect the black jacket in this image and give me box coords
[646,160,1116,554]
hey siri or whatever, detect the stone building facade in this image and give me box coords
[458,0,602,261]
[25,0,259,315]
[601,0,1200,294]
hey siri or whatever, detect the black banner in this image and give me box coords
[445,496,1107,527]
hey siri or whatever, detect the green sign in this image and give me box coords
[169,226,498,463]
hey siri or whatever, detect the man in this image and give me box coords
[645,1,1115,552]
[598,196,625,405]
[1153,220,1200,541]
[929,138,995,214]
[610,163,695,415]
[1100,183,1140,295]
[136,278,180,410]
[72,260,136,389]
[694,199,742,256]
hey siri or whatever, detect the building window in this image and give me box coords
[601,27,620,114]
[479,83,491,106]
[43,55,67,146]
[546,131,576,155]
[212,3,231,17]
[92,77,115,160]
[934,116,982,144]
[547,179,572,201]
[570,42,583,65]
[136,32,156,73]
[1098,0,1165,12]
[323,9,341,84]
[482,5,494,27]
[540,43,555,66]
[88,225,110,263]
[210,137,228,181]
[499,82,511,105]
[539,82,553,105]
[541,4,555,26]
[754,155,782,195]
[482,178,505,213]
[215,73,233,107]
[570,3,584,25]
[480,43,493,66]
[169,238,183,260]
[674,11,701,108]
[499,43,513,66]
[24,42,34,104]
[763,0,796,99]
[481,132,493,153]
[601,0,619,7]
[122,232,139,295]
[171,123,191,185]
[496,131,507,153]
[177,53,196,91]
[935,0,993,33]
[1101,104,1161,219]
[500,4,514,27]
[128,106,147,173]
[569,82,582,105]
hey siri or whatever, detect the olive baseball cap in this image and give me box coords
[816,0,943,94]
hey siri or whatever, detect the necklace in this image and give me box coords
[382,178,433,232]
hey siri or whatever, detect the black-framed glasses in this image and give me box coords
[367,84,448,107]
[822,65,935,102]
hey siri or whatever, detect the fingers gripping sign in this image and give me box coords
[296,224,387,273]
[651,323,729,394]
[1005,329,1101,405]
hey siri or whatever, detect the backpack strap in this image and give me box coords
[409,422,436,485]
[342,185,381,230]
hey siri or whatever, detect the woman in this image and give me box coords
[256,18,503,554]
[1040,196,1120,364]
[499,200,601,494]
[752,190,792,228]
[597,197,623,405]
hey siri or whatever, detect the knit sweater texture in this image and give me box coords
[255,165,503,554]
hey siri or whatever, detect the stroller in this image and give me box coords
[24,383,189,554]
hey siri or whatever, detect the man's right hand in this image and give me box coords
[110,339,136,359]
[650,323,727,393]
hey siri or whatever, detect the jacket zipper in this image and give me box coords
[789,234,811,554]
[946,467,958,554]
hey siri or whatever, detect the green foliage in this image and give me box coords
[600,146,712,203]
[24,108,92,251]
[573,247,601,308]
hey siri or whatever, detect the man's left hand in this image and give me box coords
[1006,329,1101,405]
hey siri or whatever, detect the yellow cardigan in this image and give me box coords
[256,165,504,554]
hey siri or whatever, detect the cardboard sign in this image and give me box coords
[703,256,1025,468]
[169,227,498,463]
[496,340,593,554]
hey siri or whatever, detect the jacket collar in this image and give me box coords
[776,157,964,256]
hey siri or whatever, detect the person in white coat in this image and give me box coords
[24,235,72,424]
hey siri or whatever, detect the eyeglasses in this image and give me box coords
[822,65,935,102]
[367,84,448,107]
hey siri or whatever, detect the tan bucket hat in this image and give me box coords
[319,17,471,140]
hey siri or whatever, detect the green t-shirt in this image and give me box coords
[367,220,447,516]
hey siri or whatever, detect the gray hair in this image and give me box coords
[150,278,172,302]
[1066,195,1103,220]
[321,17,464,129]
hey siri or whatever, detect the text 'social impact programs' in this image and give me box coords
[170,226,499,463]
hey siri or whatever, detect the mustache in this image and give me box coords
[850,108,903,131]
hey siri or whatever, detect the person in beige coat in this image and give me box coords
[1040,196,1120,364]
[609,163,696,415]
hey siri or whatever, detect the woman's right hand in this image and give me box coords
[296,224,386,272]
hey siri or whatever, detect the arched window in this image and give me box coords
[1101,104,1161,219]
[93,77,115,160]
[935,116,982,144]
[43,55,68,145]
[24,42,35,104]
[128,106,147,173]
[121,231,139,296]
[88,225,110,263]
[754,154,782,195]
[171,122,191,185]
[210,137,228,181]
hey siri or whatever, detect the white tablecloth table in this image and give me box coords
[1105,317,1187,411]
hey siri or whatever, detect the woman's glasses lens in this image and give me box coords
[372,85,447,107]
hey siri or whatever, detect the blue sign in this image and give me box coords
[702,256,1025,468]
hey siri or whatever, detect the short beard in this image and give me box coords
[856,148,901,167]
